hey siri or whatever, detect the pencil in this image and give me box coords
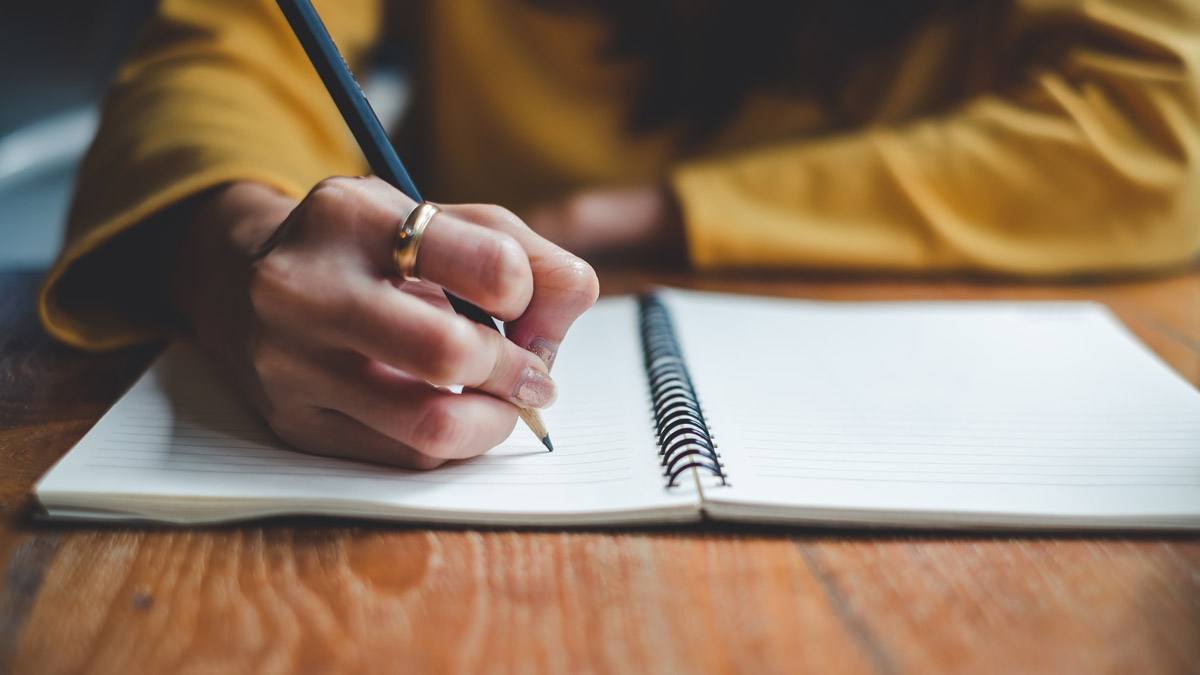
[275,0,553,452]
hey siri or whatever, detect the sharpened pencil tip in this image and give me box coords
[518,408,549,450]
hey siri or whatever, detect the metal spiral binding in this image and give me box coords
[638,294,727,488]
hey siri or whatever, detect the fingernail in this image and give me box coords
[513,366,557,408]
[527,337,559,369]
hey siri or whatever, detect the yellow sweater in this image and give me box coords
[40,0,1200,351]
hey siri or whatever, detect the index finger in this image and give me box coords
[439,204,600,370]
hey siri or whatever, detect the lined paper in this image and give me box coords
[35,289,1200,529]
[36,300,700,525]
[664,291,1200,528]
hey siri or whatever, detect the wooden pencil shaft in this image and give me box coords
[518,408,549,444]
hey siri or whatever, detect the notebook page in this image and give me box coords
[36,298,699,525]
[662,290,1200,529]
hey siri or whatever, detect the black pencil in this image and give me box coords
[275,0,552,452]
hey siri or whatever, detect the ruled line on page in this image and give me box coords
[99,429,631,449]
[731,412,1200,426]
[92,432,628,454]
[92,448,635,469]
[739,438,1200,450]
[84,448,640,478]
[660,291,1200,520]
[79,463,633,485]
[746,449,1200,461]
[728,403,1194,417]
[37,299,702,522]
[750,462,1195,477]
[109,431,281,443]
[740,429,1200,441]
[115,421,268,431]
[735,473,1200,488]
[86,410,646,486]
[84,460,635,479]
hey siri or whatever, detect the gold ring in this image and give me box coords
[393,202,440,281]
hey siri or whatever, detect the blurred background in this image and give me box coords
[0,2,408,271]
[0,1,155,269]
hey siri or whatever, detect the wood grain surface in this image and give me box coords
[1,267,1198,675]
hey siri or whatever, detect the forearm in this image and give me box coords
[671,0,1200,276]
[40,0,379,351]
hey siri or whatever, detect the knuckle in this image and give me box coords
[326,285,369,334]
[548,255,600,306]
[251,252,357,338]
[477,204,529,234]
[480,338,513,392]
[423,320,478,384]
[410,400,469,456]
[250,252,341,333]
[307,177,344,209]
[477,234,531,307]
[247,255,296,321]
[359,174,390,192]
[310,175,354,199]
[306,176,361,221]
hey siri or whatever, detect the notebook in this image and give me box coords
[33,289,1200,529]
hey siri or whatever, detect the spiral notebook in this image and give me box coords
[34,290,1200,529]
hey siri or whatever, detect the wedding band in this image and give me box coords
[394,202,440,281]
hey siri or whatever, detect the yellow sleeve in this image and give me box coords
[38,0,380,351]
[672,0,1200,276]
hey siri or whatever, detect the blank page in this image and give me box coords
[662,290,1200,529]
[36,299,699,525]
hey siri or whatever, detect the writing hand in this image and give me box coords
[171,176,598,469]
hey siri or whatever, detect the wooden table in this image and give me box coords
[0,267,1197,674]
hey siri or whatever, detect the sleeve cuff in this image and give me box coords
[38,167,308,352]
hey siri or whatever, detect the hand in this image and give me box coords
[171,177,599,469]
[523,184,687,265]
